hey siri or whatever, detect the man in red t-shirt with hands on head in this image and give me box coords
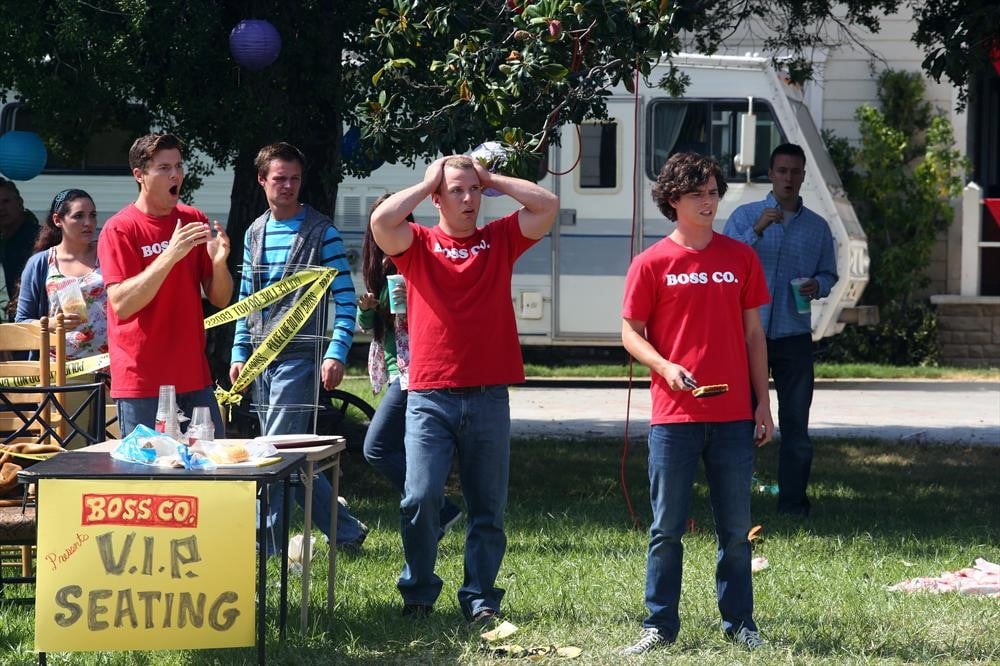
[371,155,558,626]
[98,133,232,437]
[620,152,773,656]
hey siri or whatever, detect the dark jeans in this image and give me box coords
[397,386,510,619]
[767,333,815,515]
[643,421,757,640]
[254,357,366,551]
[362,379,461,528]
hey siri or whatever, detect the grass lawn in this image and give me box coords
[2,436,997,664]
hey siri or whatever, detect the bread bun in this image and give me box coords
[209,445,250,464]
[692,383,728,398]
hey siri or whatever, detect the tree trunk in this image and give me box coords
[204,150,268,389]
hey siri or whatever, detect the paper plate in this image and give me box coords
[252,434,339,449]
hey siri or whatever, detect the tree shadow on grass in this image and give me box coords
[503,436,999,544]
[753,437,1000,542]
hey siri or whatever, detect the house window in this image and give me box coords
[0,103,149,175]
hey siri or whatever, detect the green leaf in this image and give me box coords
[541,63,569,80]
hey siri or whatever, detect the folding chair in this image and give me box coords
[0,315,105,601]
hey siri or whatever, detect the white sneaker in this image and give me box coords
[287,533,316,564]
[733,627,765,650]
[622,627,669,655]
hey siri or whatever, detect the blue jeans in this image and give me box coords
[363,379,461,527]
[644,421,757,641]
[116,385,224,437]
[397,386,510,619]
[255,357,366,551]
[768,334,815,515]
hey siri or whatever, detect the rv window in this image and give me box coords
[0,103,148,175]
[790,100,843,190]
[648,100,784,182]
[578,122,617,188]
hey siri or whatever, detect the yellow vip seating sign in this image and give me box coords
[34,479,255,652]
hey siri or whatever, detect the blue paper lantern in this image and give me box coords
[0,130,48,181]
[341,127,362,160]
[341,127,383,172]
[229,19,282,71]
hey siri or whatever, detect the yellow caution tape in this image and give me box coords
[0,353,110,389]
[215,268,337,417]
[4,268,334,413]
[0,444,62,461]
[204,268,331,329]
[0,374,41,389]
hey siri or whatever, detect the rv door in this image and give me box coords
[552,98,639,343]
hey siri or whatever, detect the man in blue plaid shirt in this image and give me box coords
[723,143,838,517]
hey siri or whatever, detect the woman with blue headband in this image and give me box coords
[16,188,108,360]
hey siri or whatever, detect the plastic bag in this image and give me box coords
[112,424,178,465]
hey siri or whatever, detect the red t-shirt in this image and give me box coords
[391,212,537,389]
[97,203,213,398]
[622,233,769,424]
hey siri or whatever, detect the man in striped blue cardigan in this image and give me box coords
[230,142,367,553]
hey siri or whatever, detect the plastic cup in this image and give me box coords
[155,385,178,435]
[53,277,88,323]
[187,406,214,445]
[790,278,811,314]
[386,274,406,314]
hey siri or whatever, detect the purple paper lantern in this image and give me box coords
[0,130,48,181]
[229,19,282,71]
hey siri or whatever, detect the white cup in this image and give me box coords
[187,406,214,445]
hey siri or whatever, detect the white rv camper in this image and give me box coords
[5,54,869,342]
[333,53,870,343]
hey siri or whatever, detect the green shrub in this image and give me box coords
[822,70,966,365]
[817,301,940,365]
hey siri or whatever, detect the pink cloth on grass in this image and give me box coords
[888,558,1000,597]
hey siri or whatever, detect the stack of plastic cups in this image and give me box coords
[186,406,215,446]
[155,385,182,441]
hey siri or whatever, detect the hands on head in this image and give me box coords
[471,159,493,190]
[423,155,492,193]
[423,156,450,192]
